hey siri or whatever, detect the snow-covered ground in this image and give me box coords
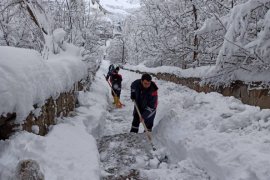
[1,60,270,179]
[153,81,270,179]
[124,63,270,84]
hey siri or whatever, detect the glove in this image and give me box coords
[105,76,109,81]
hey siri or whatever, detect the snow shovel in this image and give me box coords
[134,101,169,163]
[103,74,124,108]
[133,101,156,151]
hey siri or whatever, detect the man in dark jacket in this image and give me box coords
[108,66,122,107]
[130,73,158,133]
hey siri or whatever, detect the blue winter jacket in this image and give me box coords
[131,79,158,121]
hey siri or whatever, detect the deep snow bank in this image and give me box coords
[0,121,100,180]
[124,64,215,78]
[0,61,113,180]
[0,45,88,121]
[153,81,270,180]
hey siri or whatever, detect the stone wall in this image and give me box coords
[0,62,100,140]
[124,68,270,109]
[0,82,83,139]
[0,81,84,140]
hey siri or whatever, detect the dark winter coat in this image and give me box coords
[130,79,158,121]
[110,71,122,94]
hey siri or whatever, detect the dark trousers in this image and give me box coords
[111,89,121,98]
[130,109,154,133]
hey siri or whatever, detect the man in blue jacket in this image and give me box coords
[130,73,158,133]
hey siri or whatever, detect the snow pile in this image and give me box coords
[0,61,112,180]
[0,122,100,180]
[153,81,270,180]
[124,63,215,78]
[205,68,270,85]
[75,61,111,138]
[0,45,88,121]
[125,63,270,84]
[53,28,66,44]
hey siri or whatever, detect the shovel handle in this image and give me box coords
[104,74,123,106]
[134,101,155,149]
[103,74,117,96]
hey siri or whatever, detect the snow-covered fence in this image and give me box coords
[123,67,270,109]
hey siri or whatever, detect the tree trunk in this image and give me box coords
[192,3,199,66]
[122,40,125,63]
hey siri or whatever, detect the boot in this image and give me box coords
[115,97,122,108]
[130,126,139,133]
[113,96,117,104]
